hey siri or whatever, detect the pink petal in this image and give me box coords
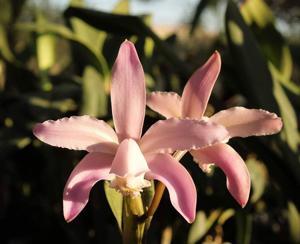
[146,153,196,223]
[110,139,149,177]
[210,107,283,138]
[191,144,250,207]
[146,91,182,118]
[139,118,229,155]
[33,116,118,153]
[63,152,114,222]
[111,40,146,142]
[181,51,221,119]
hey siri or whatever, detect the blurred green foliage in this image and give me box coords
[0,0,299,243]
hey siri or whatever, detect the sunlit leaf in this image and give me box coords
[0,25,15,62]
[272,69,300,152]
[241,0,274,28]
[104,181,123,232]
[37,34,57,71]
[246,156,268,203]
[217,209,235,225]
[287,201,300,243]
[188,211,206,244]
[227,21,243,45]
[70,17,109,74]
[241,0,296,92]
[16,21,109,75]
[29,97,77,112]
[64,6,193,79]
[80,66,107,117]
[225,0,279,113]
[187,209,221,244]
[69,0,84,7]
[113,0,129,14]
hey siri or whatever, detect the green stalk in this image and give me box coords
[122,151,187,243]
[122,195,145,244]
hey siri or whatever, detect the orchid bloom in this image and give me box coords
[147,51,283,207]
[33,41,229,223]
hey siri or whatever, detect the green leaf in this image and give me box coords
[0,24,15,62]
[241,0,296,92]
[64,6,193,79]
[241,0,274,28]
[104,181,123,232]
[246,156,268,203]
[36,33,57,71]
[225,0,279,113]
[287,201,300,243]
[187,209,221,244]
[141,181,155,209]
[236,211,252,244]
[271,68,300,152]
[227,20,244,45]
[29,97,77,112]
[70,17,101,55]
[0,0,12,24]
[70,17,109,74]
[80,66,108,117]
[187,211,206,244]
[69,0,84,7]
[217,209,235,225]
[113,0,130,14]
[16,21,108,75]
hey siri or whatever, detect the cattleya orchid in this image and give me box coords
[33,41,230,223]
[147,51,283,207]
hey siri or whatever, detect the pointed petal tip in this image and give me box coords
[210,50,221,67]
[64,212,74,223]
[181,50,221,118]
[63,208,78,223]
[120,39,135,50]
[232,190,249,208]
[186,213,196,223]
[240,202,247,208]
[213,50,221,61]
[63,201,77,223]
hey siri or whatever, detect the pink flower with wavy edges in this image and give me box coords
[33,41,229,223]
[147,51,283,207]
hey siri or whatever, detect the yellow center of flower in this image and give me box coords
[109,174,151,197]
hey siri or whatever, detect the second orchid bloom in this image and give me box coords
[147,51,283,207]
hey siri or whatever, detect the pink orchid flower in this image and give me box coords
[147,51,283,207]
[33,41,229,223]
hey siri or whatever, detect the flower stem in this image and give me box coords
[122,196,146,244]
[145,150,187,219]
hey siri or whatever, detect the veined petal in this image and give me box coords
[111,40,146,142]
[210,107,283,138]
[110,139,149,177]
[146,91,182,118]
[33,116,118,153]
[63,152,114,222]
[146,153,196,223]
[191,144,250,207]
[139,118,229,155]
[181,51,221,119]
